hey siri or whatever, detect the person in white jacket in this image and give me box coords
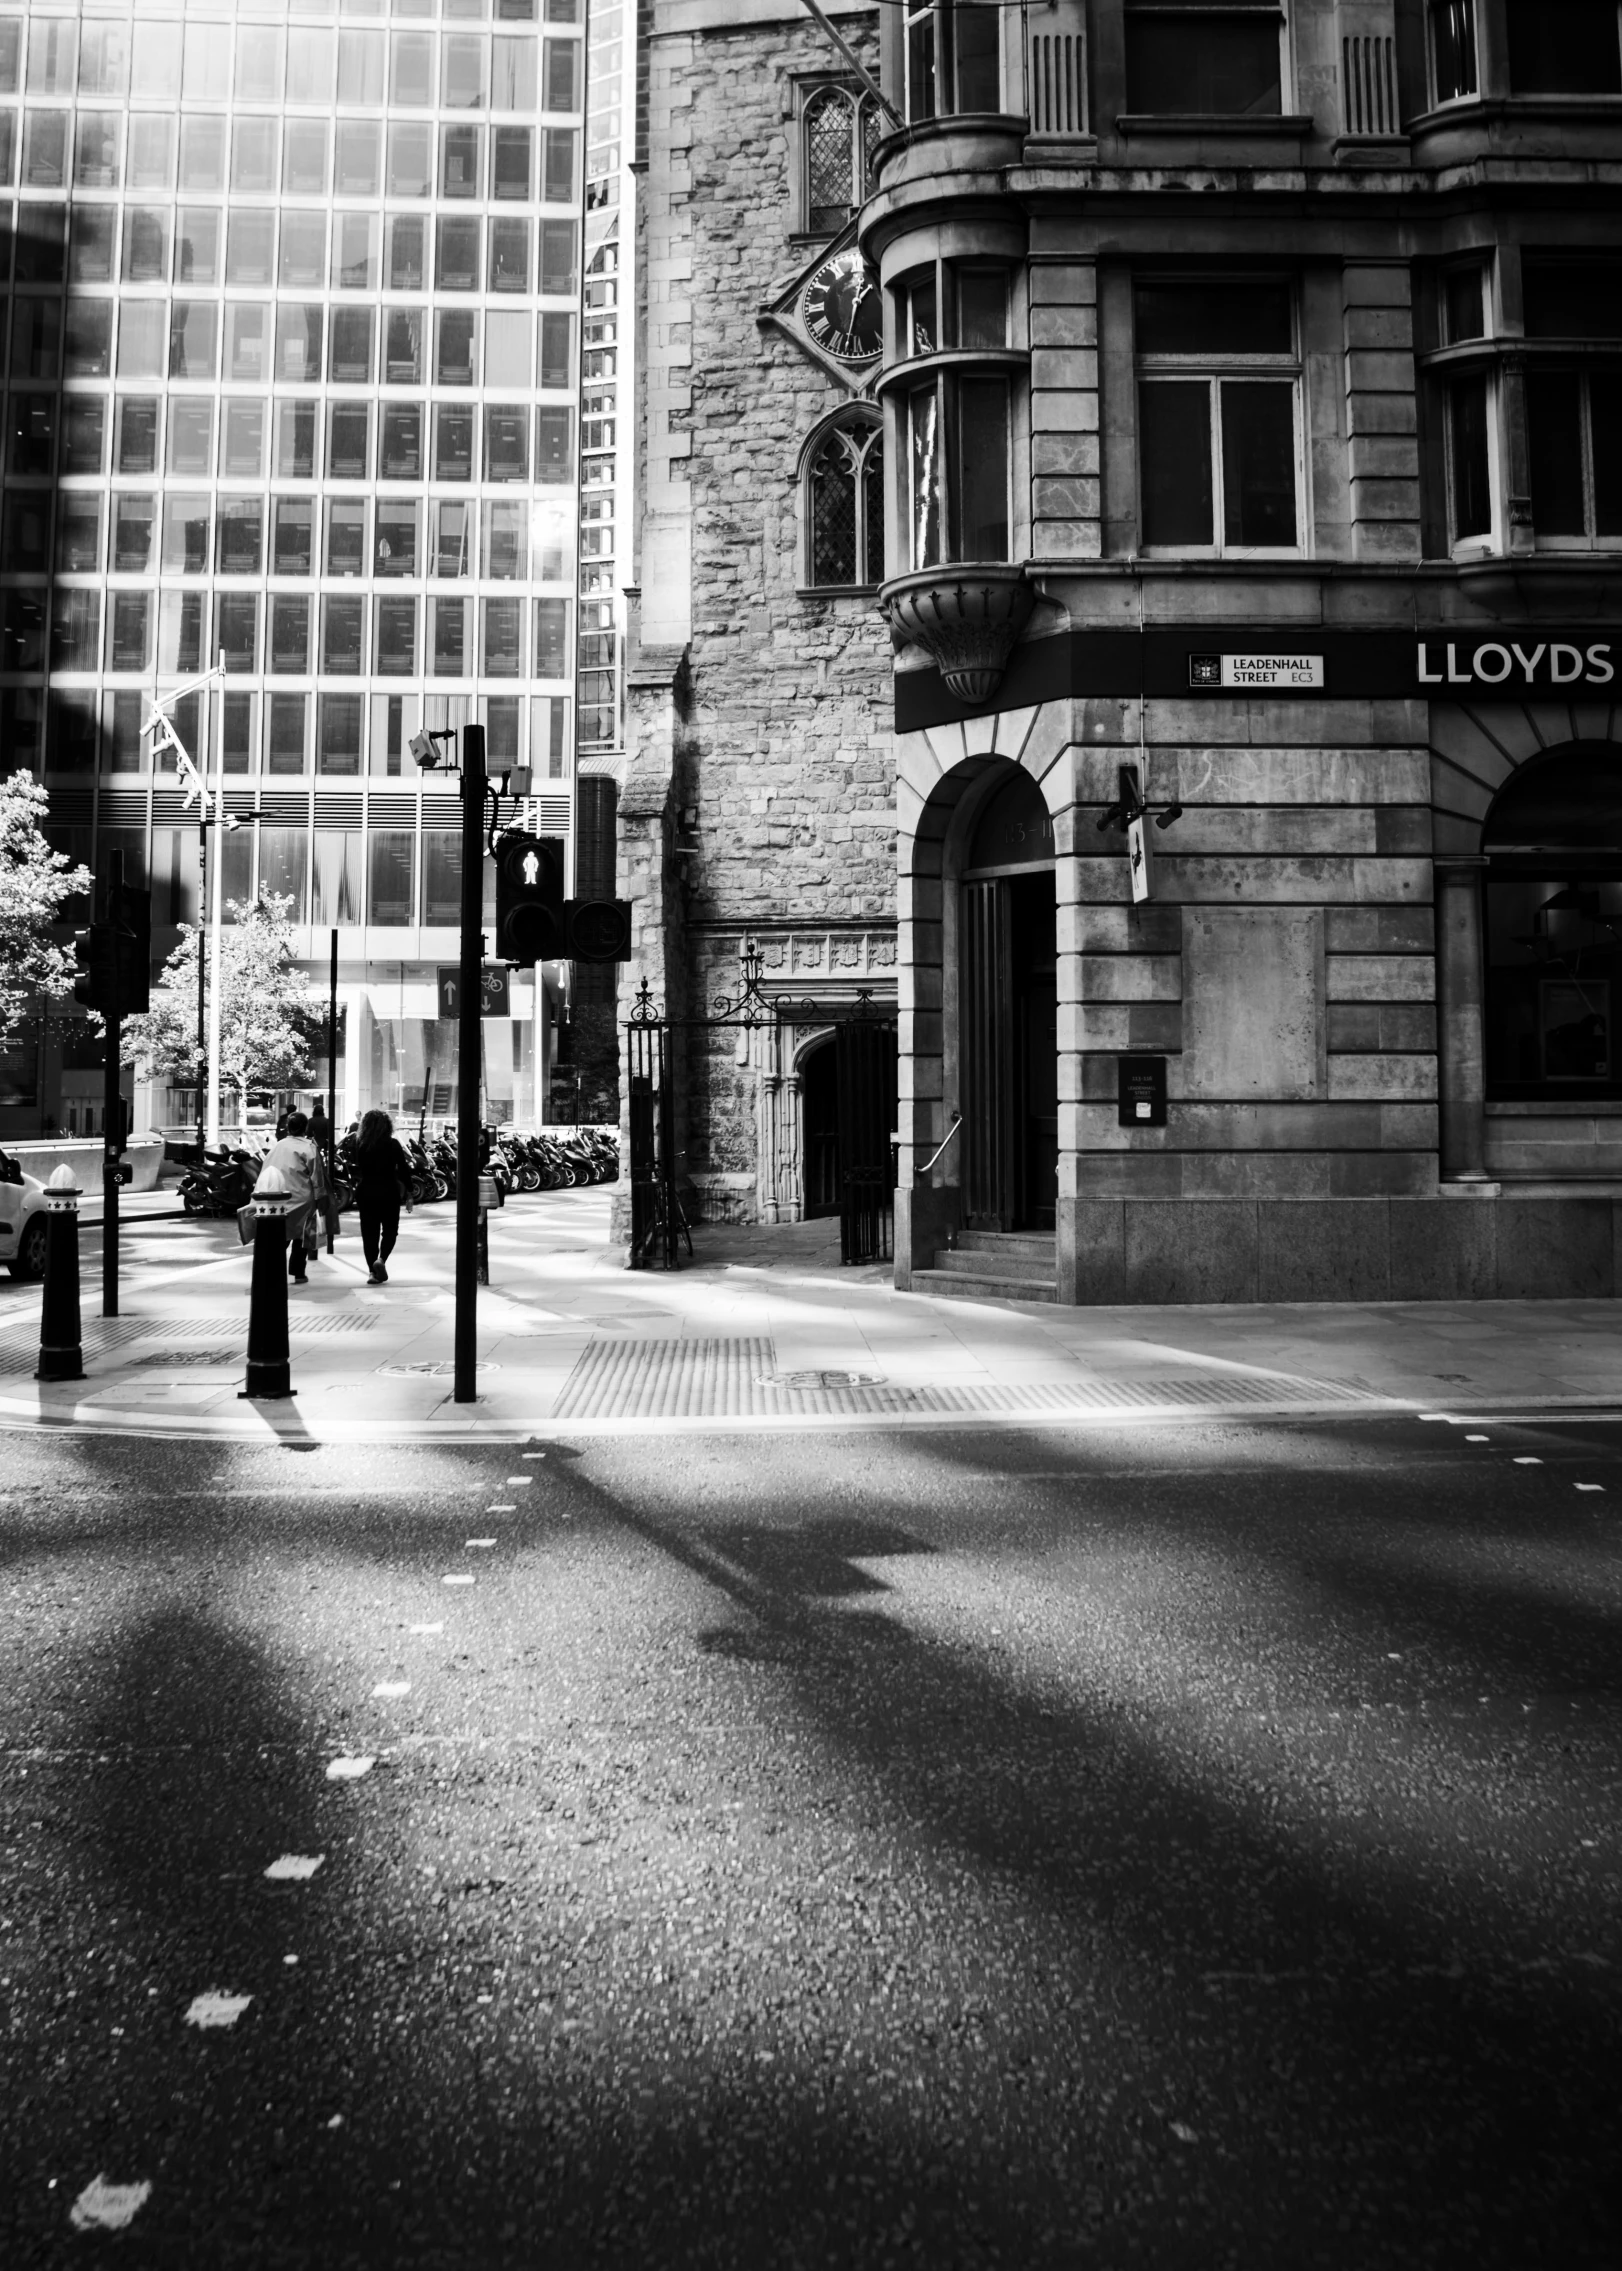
[257,1110,329,1283]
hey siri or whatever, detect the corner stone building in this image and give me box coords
[621,0,895,1230]
[628,0,1622,1301]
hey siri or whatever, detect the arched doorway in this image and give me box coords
[1482,743,1622,1099]
[961,767,1056,1230]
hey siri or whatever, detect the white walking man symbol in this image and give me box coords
[521,848,540,887]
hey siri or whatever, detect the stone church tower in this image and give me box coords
[620,0,895,1228]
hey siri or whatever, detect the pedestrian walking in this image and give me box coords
[256,1111,332,1283]
[308,1098,329,1155]
[352,1108,414,1284]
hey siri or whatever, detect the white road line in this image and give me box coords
[325,1756,375,1780]
[505,1476,534,1485]
[522,1452,547,1460]
[372,1681,411,1698]
[184,1992,252,2029]
[408,1622,443,1634]
[466,1538,496,1549]
[442,1573,474,1586]
[1465,1433,1489,1442]
[1575,1482,1605,1491]
[486,1503,517,1513]
[70,2177,152,2232]
[1513,1457,1544,1465]
[264,1855,323,1881]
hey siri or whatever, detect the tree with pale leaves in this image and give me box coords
[0,773,96,1049]
[123,892,325,1129]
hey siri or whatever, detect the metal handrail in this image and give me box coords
[916,1111,963,1177]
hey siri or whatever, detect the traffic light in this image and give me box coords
[562,899,633,964]
[109,882,151,1015]
[72,924,117,1013]
[493,832,564,966]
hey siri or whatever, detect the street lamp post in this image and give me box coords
[143,660,226,1151]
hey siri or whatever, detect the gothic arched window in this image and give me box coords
[807,417,884,589]
[803,86,882,235]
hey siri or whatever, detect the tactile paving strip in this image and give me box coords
[552,1337,1384,1422]
[0,1311,375,1374]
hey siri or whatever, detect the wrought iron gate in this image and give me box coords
[624,956,895,1271]
[626,1011,685,1270]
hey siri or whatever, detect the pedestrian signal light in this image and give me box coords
[562,899,633,964]
[494,832,563,967]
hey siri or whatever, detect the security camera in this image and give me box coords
[408,730,439,769]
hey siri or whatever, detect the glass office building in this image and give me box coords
[0,0,583,1136]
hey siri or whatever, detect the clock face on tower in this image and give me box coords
[800,248,882,366]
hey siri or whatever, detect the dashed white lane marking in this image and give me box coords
[70,2177,152,2232]
[265,1855,324,1882]
[1465,1433,1489,1442]
[1576,1482,1605,1491]
[283,1954,299,1966]
[486,1503,516,1513]
[1513,1457,1544,1465]
[327,2115,344,2129]
[466,1538,496,1550]
[504,1476,533,1486]
[442,1574,474,1587]
[372,1681,411,1698]
[408,1622,443,1634]
[325,1756,375,1780]
[184,1992,252,2030]
[522,1452,547,1460]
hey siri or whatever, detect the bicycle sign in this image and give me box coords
[437,966,512,1018]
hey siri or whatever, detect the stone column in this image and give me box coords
[1436,858,1489,1181]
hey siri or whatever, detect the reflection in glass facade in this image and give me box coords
[0,0,584,1133]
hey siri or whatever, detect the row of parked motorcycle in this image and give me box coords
[177,1125,620,1220]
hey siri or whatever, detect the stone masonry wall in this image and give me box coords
[662,11,896,1207]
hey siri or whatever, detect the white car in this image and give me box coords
[0,1148,49,1279]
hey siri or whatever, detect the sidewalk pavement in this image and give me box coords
[0,1186,1618,1443]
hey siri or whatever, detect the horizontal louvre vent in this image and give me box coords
[251,793,310,824]
[366,796,418,827]
[152,793,193,824]
[50,793,94,824]
[1342,34,1396,135]
[537,797,571,835]
[314,795,363,828]
[98,792,147,828]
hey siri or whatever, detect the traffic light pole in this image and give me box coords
[102,852,123,1321]
[454,722,486,1404]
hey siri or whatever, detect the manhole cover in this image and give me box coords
[757,1369,887,1391]
[378,1360,500,1378]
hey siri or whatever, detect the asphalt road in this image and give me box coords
[2,1413,1619,2268]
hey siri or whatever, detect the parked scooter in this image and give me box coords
[178,1145,261,1218]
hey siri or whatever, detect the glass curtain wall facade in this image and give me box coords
[0,0,585,1137]
[577,0,628,762]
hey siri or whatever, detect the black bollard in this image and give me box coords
[240,1164,295,1401]
[35,1167,84,1384]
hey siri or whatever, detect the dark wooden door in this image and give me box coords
[962,872,1055,1231]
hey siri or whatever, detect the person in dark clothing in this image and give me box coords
[353,1107,414,1283]
[308,1099,329,1153]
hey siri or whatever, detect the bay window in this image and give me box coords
[1429,0,1478,102]
[908,371,1010,565]
[903,0,1001,123]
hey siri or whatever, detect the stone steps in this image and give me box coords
[915,1231,1058,1306]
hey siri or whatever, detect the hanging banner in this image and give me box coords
[1127,814,1153,905]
